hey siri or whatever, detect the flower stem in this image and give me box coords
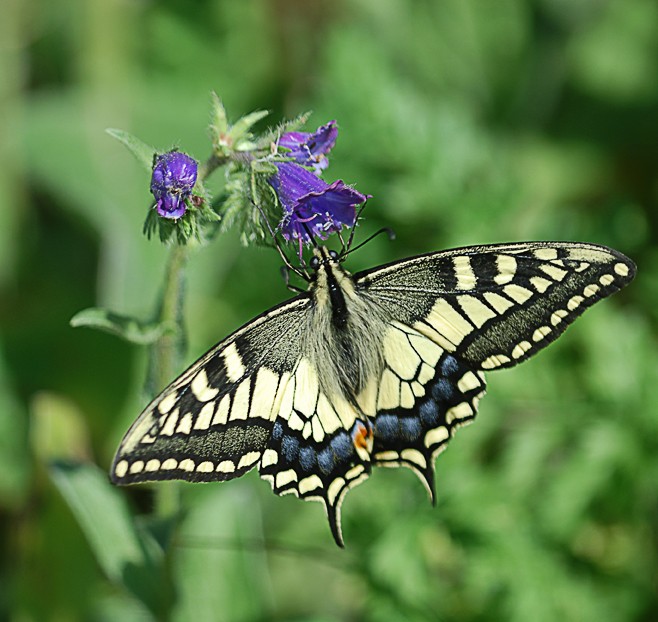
[147,243,189,520]
[197,152,228,182]
[149,244,188,393]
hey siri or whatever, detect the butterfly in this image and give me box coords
[111,241,635,546]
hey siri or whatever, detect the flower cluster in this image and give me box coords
[268,121,368,249]
[113,98,369,250]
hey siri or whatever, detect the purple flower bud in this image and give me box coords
[279,120,338,173]
[269,162,368,247]
[150,151,198,219]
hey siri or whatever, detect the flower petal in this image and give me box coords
[269,162,327,211]
[269,162,368,245]
[156,194,187,219]
[279,121,338,172]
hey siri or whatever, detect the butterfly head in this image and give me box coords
[309,246,341,273]
[308,246,353,299]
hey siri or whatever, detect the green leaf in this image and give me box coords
[258,111,311,147]
[70,308,172,345]
[173,485,271,621]
[106,128,156,172]
[50,462,151,583]
[209,91,228,140]
[229,109,270,149]
[50,462,171,617]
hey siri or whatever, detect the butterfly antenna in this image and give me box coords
[343,201,369,253]
[342,227,396,258]
[337,229,348,254]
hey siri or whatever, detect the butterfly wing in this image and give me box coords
[111,296,311,484]
[111,294,372,546]
[257,367,373,546]
[356,242,635,370]
[363,320,486,500]
[112,241,635,546]
[355,242,635,493]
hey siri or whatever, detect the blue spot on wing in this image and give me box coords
[375,413,398,440]
[331,432,353,460]
[400,417,421,441]
[281,435,299,462]
[419,399,440,426]
[441,355,459,376]
[317,447,334,475]
[299,446,317,472]
[432,378,455,401]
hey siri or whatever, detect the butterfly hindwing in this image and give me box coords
[258,362,373,546]
[111,297,310,484]
[368,322,485,500]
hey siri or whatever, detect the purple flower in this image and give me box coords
[279,120,338,173]
[150,151,198,219]
[269,162,368,247]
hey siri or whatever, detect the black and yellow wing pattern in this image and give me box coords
[111,241,635,546]
[355,242,634,500]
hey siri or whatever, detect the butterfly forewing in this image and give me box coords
[356,242,635,371]
[111,297,310,484]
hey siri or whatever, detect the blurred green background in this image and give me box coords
[1,0,657,620]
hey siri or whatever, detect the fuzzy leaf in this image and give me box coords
[258,111,311,147]
[106,128,156,172]
[250,159,278,175]
[70,308,171,345]
[229,110,270,150]
[209,92,228,138]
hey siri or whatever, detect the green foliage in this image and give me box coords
[105,129,157,173]
[49,462,171,618]
[1,0,657,620]
[70,308,173,345]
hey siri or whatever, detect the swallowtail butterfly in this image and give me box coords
[111,242,635,546]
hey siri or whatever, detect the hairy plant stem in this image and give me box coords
[148,243,188,520]
[197,152,227,182]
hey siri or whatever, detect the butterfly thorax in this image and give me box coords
[306,247,389,409]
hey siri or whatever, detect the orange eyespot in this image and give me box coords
[352,420,373,452]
